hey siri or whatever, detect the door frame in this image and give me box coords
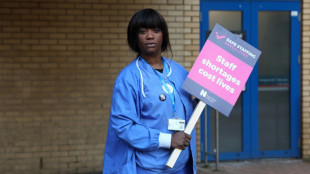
[250,1,301,159]
[200,0,301,161]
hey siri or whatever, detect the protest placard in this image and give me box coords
[183,23,261,116]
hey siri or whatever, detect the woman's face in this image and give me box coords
[137,28,163,57]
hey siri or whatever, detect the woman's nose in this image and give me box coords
[146,30,154,39]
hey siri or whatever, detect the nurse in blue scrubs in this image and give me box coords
[103,8,197,174]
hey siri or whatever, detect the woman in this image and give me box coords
[103,9,196,174]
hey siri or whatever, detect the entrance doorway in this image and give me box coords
[200,0,301,161]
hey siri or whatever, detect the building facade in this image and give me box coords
[0,0,309,173]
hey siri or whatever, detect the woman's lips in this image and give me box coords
[146,43,156,47]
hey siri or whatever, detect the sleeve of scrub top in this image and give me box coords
[110,82,161,151]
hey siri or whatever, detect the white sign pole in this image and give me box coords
[215,110,219,171]
[166,101,206,168]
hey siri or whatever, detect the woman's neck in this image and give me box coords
[141,54,163,69]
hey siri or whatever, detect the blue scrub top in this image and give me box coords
[102,57,197,174]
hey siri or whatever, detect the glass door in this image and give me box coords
[200,0,300,161]
[200,1,252,161]
[251,1,301,158]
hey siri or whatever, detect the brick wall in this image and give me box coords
[302,0,310,159]
[0,0,200,173]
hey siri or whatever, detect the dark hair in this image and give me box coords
[127,9,172,55]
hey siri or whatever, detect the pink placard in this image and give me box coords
[188,40,253,105]
[182,23,261,116]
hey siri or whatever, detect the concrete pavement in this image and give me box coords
[197,158,310,174]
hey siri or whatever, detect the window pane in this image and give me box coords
[258,11,291,151]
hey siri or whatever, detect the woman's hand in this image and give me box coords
[171,132,191,150]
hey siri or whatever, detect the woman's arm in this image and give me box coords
[110,82,160,151]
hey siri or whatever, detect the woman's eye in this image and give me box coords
[154,29,161,33]
[139,29,146,34]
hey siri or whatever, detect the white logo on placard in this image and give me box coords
[162,84,174,94]
[200,89,216,103]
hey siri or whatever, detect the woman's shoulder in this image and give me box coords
[115,59,140,84]
[164,57,188,74]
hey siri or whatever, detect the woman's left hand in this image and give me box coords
[170,132,191,150]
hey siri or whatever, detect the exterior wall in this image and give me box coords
[0,0,200,173]
[302,0,310,159]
